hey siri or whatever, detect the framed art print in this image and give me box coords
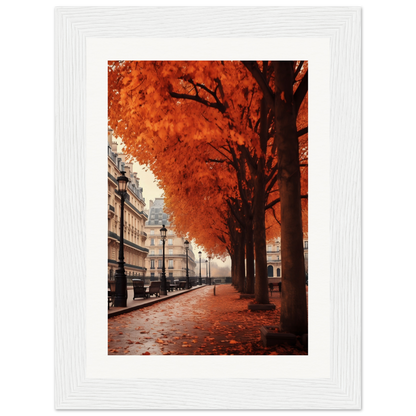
[55,7,361,409]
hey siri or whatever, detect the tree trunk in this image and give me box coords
[252,94,270,304]
[236,227,246,293]
[253,160,269,304]
[230,250,237,288]
[245,216,255,294]
[274,61,308,335]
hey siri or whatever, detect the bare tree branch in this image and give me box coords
[294,61,304,80]
[241,61,275,109]
[169,91,226,113]
[294,69,308,116]
[297,127,308,137]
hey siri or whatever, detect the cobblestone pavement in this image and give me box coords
[108,284,307,355]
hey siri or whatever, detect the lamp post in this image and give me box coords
[160,224,167,295]
[205,259,208,285]
[114,170,129,307]
[198,251,202,286]
[208,256,212,285]
[184,240,190,289]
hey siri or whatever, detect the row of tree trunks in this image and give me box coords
[231,61,308,334]
[273,61,308,335]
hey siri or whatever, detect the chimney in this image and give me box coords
[124,164,131,178]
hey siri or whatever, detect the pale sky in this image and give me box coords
[116,138,231,271]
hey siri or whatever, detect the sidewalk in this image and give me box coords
[108,284,308,355]
[108,284,206,318]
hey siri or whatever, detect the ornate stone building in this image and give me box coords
[266,237,308,279]
[144,198,196,282]
[108,128,149,280]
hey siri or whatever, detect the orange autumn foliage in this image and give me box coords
[108,60,308,254]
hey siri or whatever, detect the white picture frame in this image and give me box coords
[55,7,361,409]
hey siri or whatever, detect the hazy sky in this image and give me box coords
[116,138,231,271]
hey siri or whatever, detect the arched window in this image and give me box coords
[277,268,281,277]
[267,265,273,277]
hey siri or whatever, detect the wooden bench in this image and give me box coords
[132,279,148,300]
[147,281,161,297]
[268,282,282,296]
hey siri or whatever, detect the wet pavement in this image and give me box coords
[108,284,307,355]
[108,284,203,317]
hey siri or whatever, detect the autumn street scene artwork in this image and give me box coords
[107,61,308,355]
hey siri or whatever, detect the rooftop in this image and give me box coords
[146,198,170,226]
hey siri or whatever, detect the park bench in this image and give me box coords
[147,281,161,297]
[178,281,187,290]
[108,280,116,309]
[132,279,148,300]
[268,282,282,296]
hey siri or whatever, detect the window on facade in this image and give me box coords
[304,241,308,249]
[150,239,155,246]
[159,249,162,255]
[267,245,272,252]
[150,230,154,235]
[168,249,173,255]
[150,250,154,255]
[277,268,281,277]
[267,256,271,261]
[168,239,173,246]
[158,259,162,268]
[159,239,162,245]
[168,260,173,269]
[169,272,173,278]
[151,272,154,278]
[150,260,155,269]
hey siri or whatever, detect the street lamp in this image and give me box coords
[205,259,208,284]
[160,224,167,295]
[114,170,129,307]
[184,240,190,289]
[198,251,202,286]
[208,256,212,285]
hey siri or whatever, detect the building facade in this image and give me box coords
[144,198,196,282]
[108,128,149,280]
[266,237,309,279]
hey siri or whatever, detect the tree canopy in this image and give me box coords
[109,60,308,334]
